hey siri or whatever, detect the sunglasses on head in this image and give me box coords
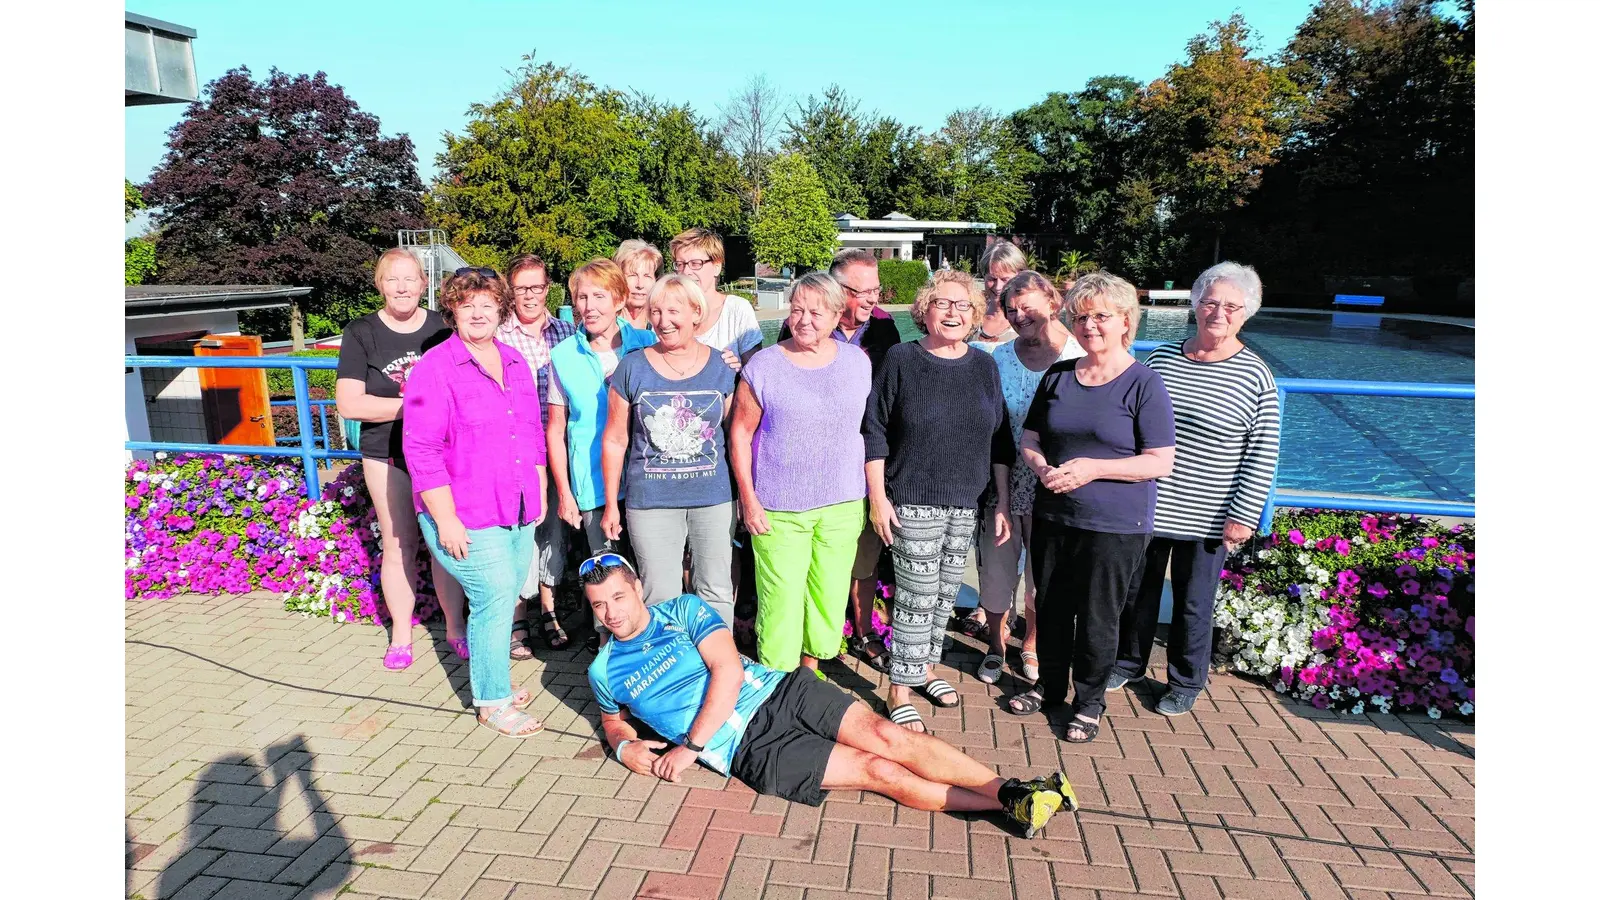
[454,266,501,279]
[578,552,637,577]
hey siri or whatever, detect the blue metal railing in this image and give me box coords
[127,351,1476,520]
[270,398,336,451]
[125,356,359,495]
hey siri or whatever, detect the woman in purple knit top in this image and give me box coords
[729,273,873,673]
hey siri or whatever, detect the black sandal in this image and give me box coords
[1065,715,1101,743]
[1005,689,1048,717]
[538,610,570,650]
[849,636,891,673]
[923,679,960,708]
[509,622,534,661]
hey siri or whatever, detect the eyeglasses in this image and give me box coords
[929,299,975,312]
[843,285,883,301]
[1071,312,1117,327]
[513,284,551,296]
[454,267,501,279]
[1197,300,1247,316]
[674,258,715,273]
[578,552,638,578]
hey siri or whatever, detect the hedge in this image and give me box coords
[266,349,341,397]
[877,259,928,305]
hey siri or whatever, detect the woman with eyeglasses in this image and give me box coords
[403,267,548,738]
[336,248,467,671]
[972,271,1085,686]
[1003,272,1175,745]
[1108,261,1280,717]
[863,270,1014,733]
[497,255,579,657]
[614,240,663,330]
[599,275,738,625]
[670,228,763,369]
[972,240,1027,352]
[730,273,873,673]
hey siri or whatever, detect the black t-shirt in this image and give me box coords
[336,310,452,461]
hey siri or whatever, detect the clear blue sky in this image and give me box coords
[126,0,1316,189]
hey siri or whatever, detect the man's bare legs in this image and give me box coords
[822,704,1007,807]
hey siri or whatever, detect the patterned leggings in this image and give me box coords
[887,504,978,687]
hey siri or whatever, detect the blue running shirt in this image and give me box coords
[588,594,782,774]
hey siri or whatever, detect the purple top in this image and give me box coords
[741,343,872,512]
[402,333,547,530]
[1023,360,1175,534]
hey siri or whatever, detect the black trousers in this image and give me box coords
[1030,519,1150,718]
[1114,536,1229,698]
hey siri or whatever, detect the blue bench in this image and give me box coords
[1334,294,1385,307]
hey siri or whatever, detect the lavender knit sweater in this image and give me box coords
[742,343,873,512]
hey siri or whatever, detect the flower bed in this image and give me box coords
[126,453,437,626]
[1214,509,1474,719]
[127,456,1474,719]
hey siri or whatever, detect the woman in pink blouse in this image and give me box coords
[403,268,549,739]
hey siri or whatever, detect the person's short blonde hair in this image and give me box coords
[373,248,426,291]
[1062,271,1141,350]
[979,240,1027,278]
[910,270,983,337]
[783,272,847,315]
[647,273,708,320]
[669,227,725,266]
[568,258,629,304]
[614,239,664,276]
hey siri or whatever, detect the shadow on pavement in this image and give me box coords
[153,735,351,899]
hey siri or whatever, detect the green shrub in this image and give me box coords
[266,350,341,397]
[877,259,928,305]
[546,283,567,315]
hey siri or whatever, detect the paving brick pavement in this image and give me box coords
[126,593,1474,900]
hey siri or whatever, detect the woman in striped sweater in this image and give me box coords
[1108,261,1282,717]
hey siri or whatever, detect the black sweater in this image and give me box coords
[862,341,1015,509]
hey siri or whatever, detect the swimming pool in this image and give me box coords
[758,309,1475,503]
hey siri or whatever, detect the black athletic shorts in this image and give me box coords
[729,670,857,806]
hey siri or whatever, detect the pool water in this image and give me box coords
[758,309,1475,503]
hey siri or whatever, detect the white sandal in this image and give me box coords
[478,703,544,739]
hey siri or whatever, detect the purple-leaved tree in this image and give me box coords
[144,67,425,348]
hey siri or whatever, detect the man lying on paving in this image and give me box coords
[581,552,1078,837]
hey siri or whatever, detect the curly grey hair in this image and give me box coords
[1191,261,1263,319]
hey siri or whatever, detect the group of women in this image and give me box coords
[336,230,1281,744]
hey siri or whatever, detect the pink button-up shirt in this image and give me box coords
[402,333,546,529]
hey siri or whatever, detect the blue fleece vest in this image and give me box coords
[548,319,657,510]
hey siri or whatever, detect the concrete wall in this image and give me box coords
[124,311,240,455]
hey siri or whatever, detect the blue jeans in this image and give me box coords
[419,513,535,707]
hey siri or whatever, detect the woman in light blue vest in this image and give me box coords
[546,258,657,565]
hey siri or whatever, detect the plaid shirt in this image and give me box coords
[497,314,578,427]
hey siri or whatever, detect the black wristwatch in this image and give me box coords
[682,738,705,753]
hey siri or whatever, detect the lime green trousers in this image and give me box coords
[751,499,866,671]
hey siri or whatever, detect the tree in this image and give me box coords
[1011,76,1145,237]
[143,67,425,348]
[428,56,743,275]
[717,74,786,217]
[1224,0,1473,293]
[919,107,1034,228]
[1142,14,1302,263]
[782,85,869,216]
[125,180,156,286]
[750,153,836,274]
